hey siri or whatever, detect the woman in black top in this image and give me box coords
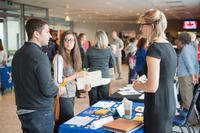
[84,30,115,106]
[133,9,177,133]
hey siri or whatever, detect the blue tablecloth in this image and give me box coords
[59,101,144,133]
[0,66,13,90]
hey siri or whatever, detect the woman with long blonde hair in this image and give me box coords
[84,30,115,106]
[133,9,177,133]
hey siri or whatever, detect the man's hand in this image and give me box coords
[192,74,199,85]
[58,86,66,96]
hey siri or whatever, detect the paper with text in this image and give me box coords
[76,70,102,90]
[92,101,115,108]
[64,116,94,126]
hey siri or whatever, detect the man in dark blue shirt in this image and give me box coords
[12,18,65,133]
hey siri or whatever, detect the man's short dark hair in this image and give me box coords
[178,32,191,45]
[25,18,48,40]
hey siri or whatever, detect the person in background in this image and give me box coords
[176,32,199,125]
[111,31,124,80]
[190,32,198,50]
[0,38,7,95]
[76,33,88,98]
[78,33,88,52]
[0,38,7,67]
[53,31,89,132]
[135,37,147,76]
[42,37,56,63]
[109,44,117,96]
[124,37,137,83]
[84,30,115,106]
[12,18,65,133]
[196,35,200,114]
[133,9,177,133]
[124,37,137,57]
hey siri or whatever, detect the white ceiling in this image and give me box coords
[13,0,200,23]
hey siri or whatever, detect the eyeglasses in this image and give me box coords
[139,23,152,27]
[64,38,74,43]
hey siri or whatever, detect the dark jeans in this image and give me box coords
[54,97,75,133]
[128,68,137,84]
[89,84,109,106]
[18,110,54,133]
[75,88,81,97]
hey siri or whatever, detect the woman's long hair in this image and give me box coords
[0,39,4,51]
[137,38,147,50]
[59,31,82,71]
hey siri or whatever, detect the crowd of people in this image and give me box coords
[0,8,198,133]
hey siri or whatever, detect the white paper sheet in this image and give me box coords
[76,70,102,90]
[92,101,115,108]
[64,116,94,126]
[116,103,124,117]
[118,90,141,95]
[139,94,145,99]
[90,116,114,129]
[137,75,148,83]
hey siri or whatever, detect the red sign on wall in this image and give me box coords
[183,21,198,30]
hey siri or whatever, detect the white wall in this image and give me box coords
[73,20,200,44]
[73,22,138,44]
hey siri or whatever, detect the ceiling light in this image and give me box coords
[65,16,70,21]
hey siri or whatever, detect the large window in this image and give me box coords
[7,17,21,55]
[24,5,48,19]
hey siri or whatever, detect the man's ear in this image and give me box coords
[33,31,40,39]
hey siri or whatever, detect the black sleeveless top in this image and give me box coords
[143,42,177,133]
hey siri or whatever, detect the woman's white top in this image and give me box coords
[0,50,7,67]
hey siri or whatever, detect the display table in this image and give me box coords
[59,100,144,133]
[109,92,144,103]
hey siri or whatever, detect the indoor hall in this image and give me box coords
[0,0,200,133]
[0,64,200,133]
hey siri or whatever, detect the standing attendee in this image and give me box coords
[0,38,7,95]
[42,38,56,63]
[76,33,88,98]
[84,30,115,106]
[0,38,7,67]
[12,18,65,133]
[78,33,88,52]
[176,32,199,125]
[135,37,147,76]
[53,31,89,132]
[124,37,137,57]
[124,37,137,83]
[133,9,177,133]
[111,31,124,80]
